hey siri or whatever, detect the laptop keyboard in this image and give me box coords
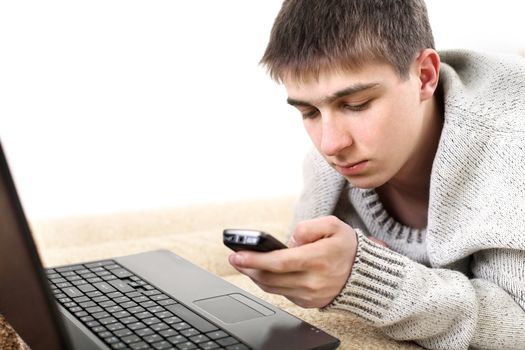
[46,260,250,350]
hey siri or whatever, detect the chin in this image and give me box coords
[345,175,386,190]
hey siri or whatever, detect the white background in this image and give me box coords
[1,1,524,220]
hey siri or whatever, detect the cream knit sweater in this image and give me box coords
[289,50,525,350]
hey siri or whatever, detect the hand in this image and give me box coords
[228,216,358,308]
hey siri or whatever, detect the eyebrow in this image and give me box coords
[286,82,381,107]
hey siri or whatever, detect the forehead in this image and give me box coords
[282,63,398,100]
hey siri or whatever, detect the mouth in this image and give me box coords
[333,160,368,176]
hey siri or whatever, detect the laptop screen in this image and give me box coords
[0,143,71,350]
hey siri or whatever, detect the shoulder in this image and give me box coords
[438,49,525,133]
[439,49,525,87]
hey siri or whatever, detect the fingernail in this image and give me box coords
[230,253,244,266]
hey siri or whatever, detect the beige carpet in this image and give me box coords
[1,197,423,350]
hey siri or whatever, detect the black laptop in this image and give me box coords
[0,143,340,350]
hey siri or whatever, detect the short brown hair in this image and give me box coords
[260,0,435,82]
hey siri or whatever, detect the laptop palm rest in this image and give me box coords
[194,294,274,323]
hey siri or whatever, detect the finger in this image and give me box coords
[290,215,345,247]
[235,269,314,301]
[229,242,322,273]
[242,268,306,290]
[368,236,389,248]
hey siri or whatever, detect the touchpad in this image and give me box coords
[194,294,275,323]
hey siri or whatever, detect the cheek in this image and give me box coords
[377,101,421,158]
[359,104,414,156]
[303,120,322,147]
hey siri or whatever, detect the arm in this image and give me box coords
[229,216,525,350]
[335,229,525,350]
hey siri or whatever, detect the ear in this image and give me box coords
[415,49,440,101]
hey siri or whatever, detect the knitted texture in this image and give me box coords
[290,50,525,350]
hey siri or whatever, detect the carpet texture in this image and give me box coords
[1,197,423,350]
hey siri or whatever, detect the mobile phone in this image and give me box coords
[223,229,287,252]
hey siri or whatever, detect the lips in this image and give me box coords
[333,160,368,176]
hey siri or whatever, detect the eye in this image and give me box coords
[342,100,371,112]
[301,108,320,120]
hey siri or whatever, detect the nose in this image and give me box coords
[320,117,353,157]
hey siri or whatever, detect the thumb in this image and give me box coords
[288,216,343,248]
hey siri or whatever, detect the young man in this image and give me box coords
[228,1,525,349]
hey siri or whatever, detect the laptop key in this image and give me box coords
[98,331,113,338]
[108,279,135,293]
[164,316,182,324]
[151,294,169,301]
[87,277,103,283]
[166,304,218,333]
[143,317,162,325]
[121,301,138,308]
[78,283,97,293]
[105,305,124,313]
[173,322,190,331]
[167,335,187,345]
[112,268,133,278]
[143,334,163,344]
[120,316,139,324]
[146,305,164,314]
[115,296,131,304]
[62,286,83,298]
[93,281,117,293]
[121,334,142,344]
[85,260,114,268]
[140,301,156,308]
[176,342,197,350]
[181,328,199,338]
[100,317,118,325]
[106,322,125,331]
[99,300,116,308]
[86,306,104,314]
[158,299,178,307]
[143,289,161,296]
[112,310,131,319]
[73,295,90,303]
[152,340,172,350]
[127,322,147,330]
[216,337,239,347]
[56,264,84,273]
[159,329,178,338]
[151,322,169,332]
[86,290,103,298]
[135,327,155,337]
[135,311,154,319]
[126,291,142,298]
[128,306,145,314]
[114,328,133,337]
[80,315,94,322]
[86,320,101,328]
[206,330,228,340]
[189,334,209,344]
[102,274,118,281]
[92,311,111,319]
[71,279,88,286]
[79,301,96,308]
[130,342,150,350]
[105,264,120,270]
[225,345,249,350]
[200,341,220,350]
[92,326,106,333]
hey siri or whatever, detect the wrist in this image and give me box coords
[321,229,410,324]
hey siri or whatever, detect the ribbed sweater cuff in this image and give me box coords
[322,229,409,324]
